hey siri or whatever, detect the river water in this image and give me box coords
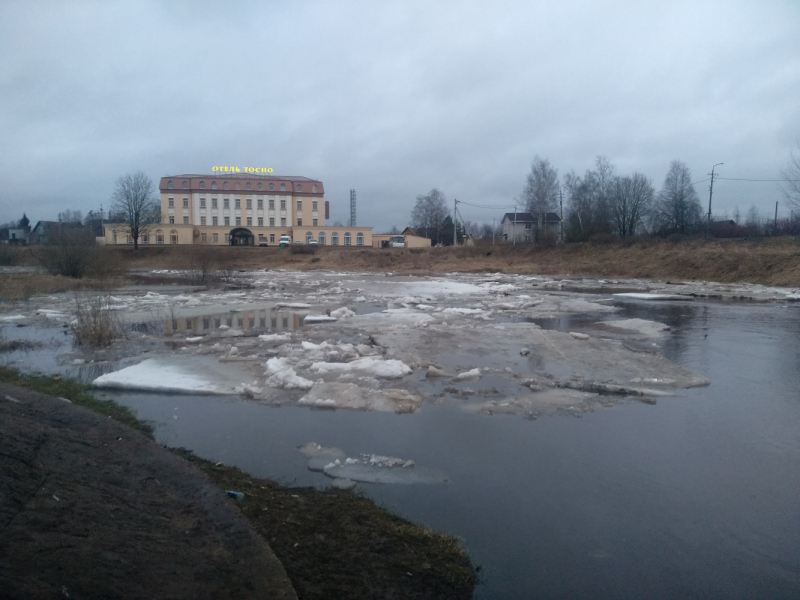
[6,298,800,598]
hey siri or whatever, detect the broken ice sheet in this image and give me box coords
[323,463,449,484]
[298,382,422,413]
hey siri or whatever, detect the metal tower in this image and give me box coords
[349,189,357,226]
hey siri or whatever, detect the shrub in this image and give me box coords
[290,244,318,255]
[71,293,120,347]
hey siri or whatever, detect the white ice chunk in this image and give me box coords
[310,357,412,378]
[613,293,687,301]
[277,302,311,308]
[265,367,314,390]
[453,368,482,381]
[258,333,292,342]
[304,315,338,323]
[330,307,355,319]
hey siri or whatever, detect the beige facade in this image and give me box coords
[372,228,431,248]
[103,172,374,247]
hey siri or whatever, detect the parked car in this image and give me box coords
[307,239,318,245]
[279,235,292,248]
[389,235,405,248]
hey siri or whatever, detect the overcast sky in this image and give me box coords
[2,0,799,229]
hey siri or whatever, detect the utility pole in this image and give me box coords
[492,218,495,245]
[775,201,778,231]
[559,187,563,244]
[707,163,723,239]
[453,198,458,247]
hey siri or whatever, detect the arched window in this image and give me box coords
[318,232,326,245]
[182,181,188,189]
[306,231,313,243]
[313,185,318,193]
[156,229,164,244]
[246,182,252,190]
[296,184,302,192]
[235,182,240,190]
[199,181,205,190]
[356,233,364,246]
[257,183,263,191]
[168,181,173,189]
[269,183,274,191]
[331,232,339,246]
[170,230,178,244]
[344,232,352,246]
[211,181,217,190]
[223,182,229,190]
[280,183,286,192]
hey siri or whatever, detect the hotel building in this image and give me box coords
[104,173,373,247]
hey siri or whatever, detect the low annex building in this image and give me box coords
[103,173,373,247]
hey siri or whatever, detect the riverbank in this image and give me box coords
[2,237,798,294]
[0,368,476,599]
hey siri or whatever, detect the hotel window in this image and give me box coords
[211,198,217,208]
[313,185,317,193]
[168,197,174,208]
[297,200,302,211]
[236,217,241,226]
[318,232,326,245]
[257,198,263,209]
[212,181,217,190]
[269,217,275,226]
[224,199,229,209]
[183,216,189,225]
[269,234,275,242]
[280,199,286,209]
[235,182,240,190]
[312,200,318,210]
[246,199,252,209]
[183,198,188,208]
[213,233,219,243]
[269,199,275,209]
[168,181,173,189]
[223,182,229,190]
[142,234,149,244]
[200,216,206,225]
[235,198,240,209]
[296,184,302,192]
[169,216,174,224]
[200,233,207,243]
[297,218,302,226]
[258,217,263,226]
[200,181,205,190]
[281,217,286,226]
[269,183,274,191]
[225,234,230,243]
[246,182,252,190]
[200,198,206,208]
[313,218,318,226]
[212,216,218,225]
[331,232,339,245]
[356,233,364,246]
[182,181,188,189]
[156,229,164,244]
[280,183,286,191]
[247,217,252,226]
[224,217,230,226]
[344,232,352,246]
[258,183,263,191]
[170,230,178,244]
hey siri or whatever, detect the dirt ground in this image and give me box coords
[0,382,296,600]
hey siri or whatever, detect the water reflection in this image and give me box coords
[161,307,305,335]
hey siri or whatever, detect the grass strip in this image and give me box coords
[175,448,477,600]
[0,366,153,437]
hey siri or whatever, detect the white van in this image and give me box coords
[279,235,292,248]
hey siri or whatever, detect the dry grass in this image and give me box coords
[0,273,129,302]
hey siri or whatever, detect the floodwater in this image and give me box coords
[92,299,800,599]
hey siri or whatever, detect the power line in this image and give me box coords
[457,200,517,210]
[716,177,799,182]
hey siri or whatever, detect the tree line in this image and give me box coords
[410,145,800,244]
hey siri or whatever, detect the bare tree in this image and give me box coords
[411,188,448,243]
[58,209,83,223]
[388,225,400,234]
[653,161,701,234]
[609,173,654,237]
[111,171,160,250]
[780,141,800,210]
[563,156,615,241]
[522,157,559,234]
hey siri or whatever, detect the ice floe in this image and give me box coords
[310,357,412,378]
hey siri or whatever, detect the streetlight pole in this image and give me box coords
[707,162,723,239]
